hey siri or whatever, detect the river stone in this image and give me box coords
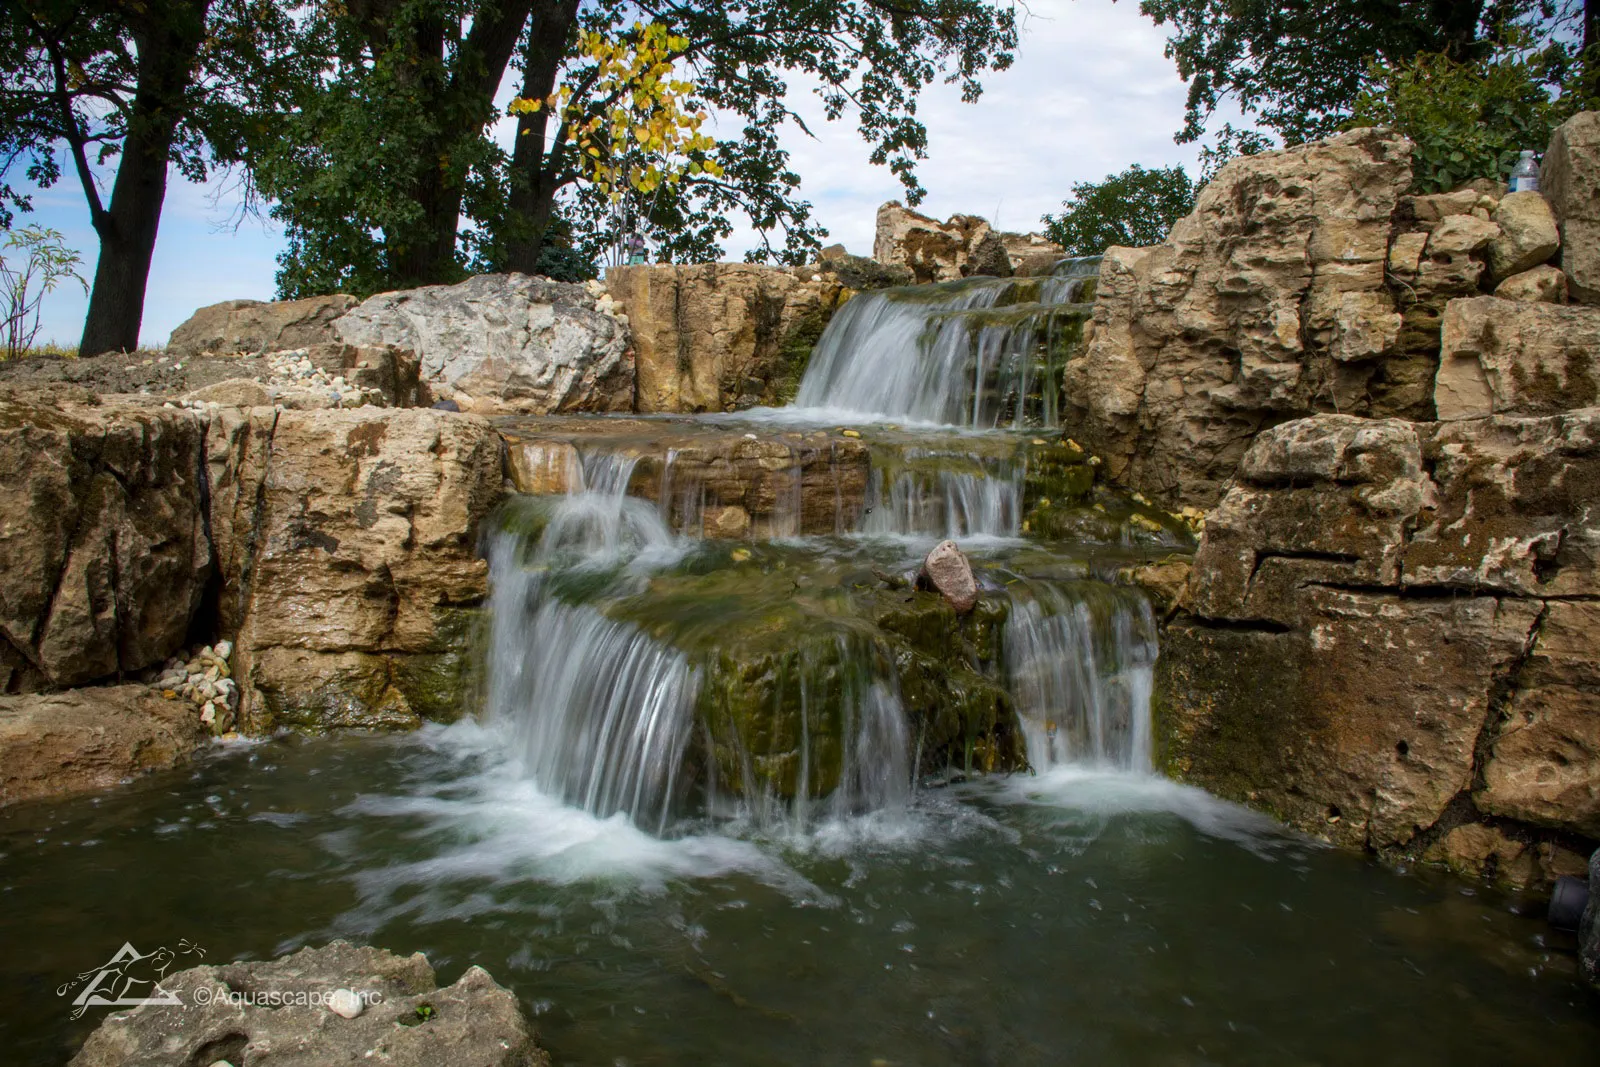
[1494,264,1568,303]
[917,539,979,614]
[68,941,548,1067]
[1540,111,1600,305]
[334,273,630,415]
[0,685,205,805]
[1488,191,1560,279]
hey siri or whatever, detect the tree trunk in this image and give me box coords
[77,3,211,356]
[1426,0,1486,58]
[506,0,580,274]
[383,0,533,287]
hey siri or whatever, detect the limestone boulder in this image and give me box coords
[1189,415,1429,627]
[873,201,1062,283]
[1164,408,1600,871]
[1062,127,1415,507]
[605,264,846,412]
[167,294,355,358]
[1540,110,1600,304]
[1488,191,1561,279]
[1416,214,1498,295]
[335,273,630,414]
[1478,600,1600,835]
[0,685,204,805]
[207,407,506,731]
[0,397,211,691]
[1434,296,1600,419]
[69,941,546,1067]
[1404,410,1600,597]
[1493,264,1567,303]
[1161,590,1541,851]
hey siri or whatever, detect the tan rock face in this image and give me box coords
[1493,264,1568,303]
[873,201,1062,282]
[0,397,212,691]
[605,264,845,412]
[167,294,356,358]
[208,408,505,731]
[1163,409,1600,872]
[1488,191,1561,279]
[1434,296,1600,419]
[1480,600,1600,835]
[1541,110,1600,304]
[0,685,204,805]
[1062,128,1416,506]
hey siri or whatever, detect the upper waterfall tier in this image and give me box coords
[793,260,1100,428]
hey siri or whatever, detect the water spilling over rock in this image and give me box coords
[793,261,1098,427]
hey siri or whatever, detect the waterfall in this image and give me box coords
[794,265,1097,428]
[535,451,676,564]
[858,462,1023,539]
[487,588,698,834]
[1003,584,1158,773]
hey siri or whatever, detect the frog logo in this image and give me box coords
[57,940,205,1019]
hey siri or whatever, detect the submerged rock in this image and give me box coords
[68,941,546,1067]
[917,540,979,614]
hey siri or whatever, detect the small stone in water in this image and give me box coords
[328,988,365,1018]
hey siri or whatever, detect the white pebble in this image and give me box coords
[328,988,365,1019]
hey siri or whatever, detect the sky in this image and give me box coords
[20,0,1213,349]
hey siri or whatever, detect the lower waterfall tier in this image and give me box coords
[485,521,1162,830]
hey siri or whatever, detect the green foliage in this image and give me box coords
[1136,0,1494,147]
[1041,165,1197,256]
[254,0,1020,297]
[1,225,85,360]
[534,242,599,283]
[1350,25,1581,192]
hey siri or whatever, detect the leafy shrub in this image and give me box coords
[2,226,86,360]
[1349,43,1568,193]
[1041,164,1198,257]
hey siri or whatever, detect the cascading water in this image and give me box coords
[1003,583,1158,773]
[481,248,1172,836]
[859,459,1023,539]
[794,257,1099,427]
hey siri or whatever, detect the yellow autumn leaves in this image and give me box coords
[509,21,723,204]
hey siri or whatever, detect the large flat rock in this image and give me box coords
[0,685,203,805]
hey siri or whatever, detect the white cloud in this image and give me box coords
[23,0,1205,347]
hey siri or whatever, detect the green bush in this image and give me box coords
[1349,45,1568,193]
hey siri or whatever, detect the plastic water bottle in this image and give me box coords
[1509,150,1540,193]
